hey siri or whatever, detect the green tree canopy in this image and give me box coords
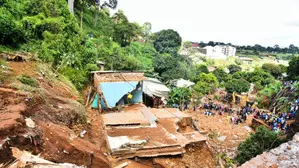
[193,73,219,96]
[235,126,286,164]
[153,29,182,54]
[248,68,275,87]
[225,79,250,93]
[287,56,299,80]
[192,64,209,82]
[228,64,242,74]
[213,68,229,83]
[262,63,282,78]
[167,87,192,109]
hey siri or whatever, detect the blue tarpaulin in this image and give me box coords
[92,81,143,109]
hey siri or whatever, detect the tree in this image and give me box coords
[235,126,286,164]
[153,29,182,54]
[0,9,23,46]
[213,68,229,83]
[193,73,219,96]
[279,64,287,73]
[112,10,141,47]
[228,64,242,74]
[248,68,275,87]
[141,22,152,43]
[287,56,299,80]
[225,79,250,93]
[192,64,209,82]
[167,87,192,110]
[261,63,282,78]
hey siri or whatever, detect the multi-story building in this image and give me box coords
[200,45,236,59]
[219,45,236,57]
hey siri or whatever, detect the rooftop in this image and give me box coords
[93,71,147,83]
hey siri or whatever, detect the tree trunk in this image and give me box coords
[68,0,75,15]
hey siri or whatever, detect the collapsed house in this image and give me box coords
[91,71,146,111]
[90,71,206,158]
[103,104,206,158]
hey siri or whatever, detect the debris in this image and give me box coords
[217,136,227,142]
[114,162,128,168]
[243,126,253,132]
[80,130,87,138]
[9,147,85,168]
[25,118,35,128]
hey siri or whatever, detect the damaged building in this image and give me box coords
[89,71,207,159]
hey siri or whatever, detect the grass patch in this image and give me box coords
[17,75,39,87]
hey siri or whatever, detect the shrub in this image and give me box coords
[61,67,87,90]
[193,73,219,96]
[262,63,282,78]
[225,79,250,93]
[18,75,39,87]
[235,126,286,164]
[228,64,242,74]
[287,56,299,80]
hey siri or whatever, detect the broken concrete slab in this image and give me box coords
[102,104,206,159]
[103,110,150,127]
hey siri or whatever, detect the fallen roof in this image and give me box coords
[102,104,206,159]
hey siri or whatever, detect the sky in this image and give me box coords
[112,0,299,47]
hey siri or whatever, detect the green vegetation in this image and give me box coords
[262,63,282,79]
[235,126,286,164]
[228,64,242,74]
[225,79,250,94]
[256,81,282,108]
[193,73,219,96]
[17,75,39,87]
[287,56,299,80]
[153,29,182,55]
[0,0,288,102]
[167,87,192,109]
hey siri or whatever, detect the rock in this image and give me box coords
[217,136,227,142]
[243,126,253,132]
[293,134,299,142]
[25,118,35,128]
[287,146,291,150]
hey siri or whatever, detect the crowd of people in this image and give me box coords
[254,99,298,132]
[201,102,256,125]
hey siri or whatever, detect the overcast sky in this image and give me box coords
[113,0,299,47]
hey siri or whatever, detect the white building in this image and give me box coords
[220,45,236,57]
[200,45,236,59]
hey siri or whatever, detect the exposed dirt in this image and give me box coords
[0,61,109,167]
[185,109,253,158]
[0,60,254,168]
[153,142,215,168]
[38,121,110,168]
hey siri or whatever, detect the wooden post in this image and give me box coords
[98,93,102,113]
